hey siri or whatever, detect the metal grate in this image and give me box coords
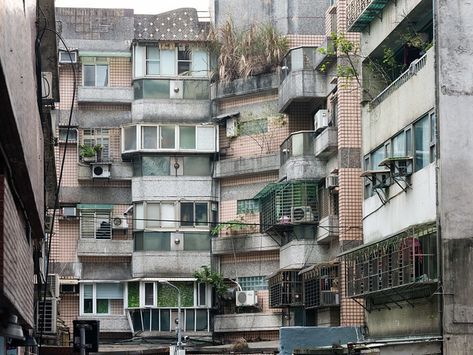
[343,223,437,299]
[257,181,319,236]
[347,0,390,32]
[303,264,340,309]
[268,271,303,308]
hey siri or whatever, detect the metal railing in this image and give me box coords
[347,0,390,32]
[303,263,340,309]
[370,52,428,109]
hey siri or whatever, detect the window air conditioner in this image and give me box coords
[112,215,129,229]
[291,206,314,223]
[325,174,339,189]
[91,163,111,179]
[58,50,77,64]
[226,117,238,138]
[62,207,77,218]
[236,290,257,306]
[314,109,329,133]
[60,283,79,294]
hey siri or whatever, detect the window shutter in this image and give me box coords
[96,283,123,299]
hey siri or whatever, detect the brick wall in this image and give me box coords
[1,176,35,326]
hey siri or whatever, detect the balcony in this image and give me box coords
[314,127,338,159]
[269,270,303,308]
[342,223,438,308]
[280,131,326,181]
[77,86,133,104]
[255,181,319,239]
[314,37,336,71]
[302,263,340,309]
[214,313,282,332]
[278,47,329,113]
[78,315,129,332]
[132,78,210,121]
[78,161,133,181]
[347,0,390,32]
[77,239,133,257]
[211,73,279,100]
[214,153,280,179]
[127,308,211,334]
[212,234,279,255]
[316,215,339,244]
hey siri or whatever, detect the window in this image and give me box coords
[238,276,268,291]
[82,57,108,87]
[134,231,171,251]
[429,112,436,163]
[414,115,430,171]
[237,199,260,214]
[142,126,158,149]
[83,128,110,160]
[160,126,176,149]
[146,46,160,75]
[80,209,112,239]
[81,283,123,315]
[59,127,77,143]
[178,45,192,75]
[144,282,155,306]
[392,131,405,157]
[371,146,385,170]
[197,283,207,306]
[180,202,208,227]
[180,126,196,149]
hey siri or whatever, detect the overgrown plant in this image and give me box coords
[79,144,102,158]
[208,19,288,82]
[193,266,227,296]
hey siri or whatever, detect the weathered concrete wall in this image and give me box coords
[215,154,279,179]
[59,186,132,205]
[280,156,326,181]
[132,177,214,201]
[212,234,279,255]
[437,0,473,352]
[132,251,211,277]
[280,239,333,269]
[132,99,211,123]
[366,298,440,338]
[214,313,282,332]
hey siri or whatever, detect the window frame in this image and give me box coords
[82,128,111,160]
[79,210,112,239]
[80,283,124,315]
[82,57,109,87]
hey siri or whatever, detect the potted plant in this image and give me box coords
[79,144,101,162]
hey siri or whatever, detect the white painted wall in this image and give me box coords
[363,163,436,243]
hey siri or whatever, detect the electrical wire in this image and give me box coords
[37,26,77,351]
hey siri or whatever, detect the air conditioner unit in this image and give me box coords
[60,283,79,294]
[372,171,392,189]
[226,117,238,138]
[112,215,129,229]
[37,298,57,334]
[325,174,339,189]
[393,159,413,177]
[236,291,257,306]
[58,50,77,64]
[62,207,77,218]
[291,206,314,223]
[314,109,329,133]
[91,163,111,179]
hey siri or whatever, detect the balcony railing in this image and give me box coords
[280,131,316,166]
[302,263,340,309]
[269,270,303,308]
[370,52,428,109]
[342,223,437,304]
[255,181,319,234]
[347,0,390,32]
[133,78,209,100]
[127,307,210,333]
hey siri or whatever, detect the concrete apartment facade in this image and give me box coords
[338,0,473,354]
[49,0,365,350]
[0,0,58,353]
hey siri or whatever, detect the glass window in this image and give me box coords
[237,199,260,214]
[82,283,122,315]
[142,126,157,149]
[180,203,194,226]
[198,283,206,306]
[161,203,176,228]
[142,156,170,176]
[83,58,108,87]
[96,64,109,87]
[146,46,160,75]
[183,157,210,176]
[160,49,176,76]
[142,232,171,251]
[147,203,161,228]
[80,210,111,239]
[160,126,175,149]
[83,65,96,87]
[414,115,430,171]
[195,126,215,150]
[195,203,208,226]
[124,126,137,151]
[191,49,208,77]
[184,233,210,251]
[371,146,385,170]
[180,126,196,149]
[128,282,140,308]
[83,284,93,313]
[134,203,144,230]
[178,45,192,75]
[157,282,194,307]
[392,131,405,157]
[96,299,109,314]
[430,112,436,163]
[406,128,412,156]
[83,128,110,160]
[144,283,154,306]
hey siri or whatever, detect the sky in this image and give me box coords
[55,0,211,14]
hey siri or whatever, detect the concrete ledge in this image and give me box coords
[78,162,133,180]
[214,154,280,178]
[132,176,213,200]
[315,127,338,159]
[212,234,279,255]
[214,313,282,332]
[280,239,331,270]
[317,215,339,244]
[78,315,130,332]
[77,239,133,256]
[211,73,279,100]
[279,156,326,181]
[132,99,211,122]
[77,86,133,104]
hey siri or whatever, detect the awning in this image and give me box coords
[79,51,131,58]
[76,204,113,210]
[253,182,286,200]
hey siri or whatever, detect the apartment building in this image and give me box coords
[339,0,473,353]
[0,0,58,353]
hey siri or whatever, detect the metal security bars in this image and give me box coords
[302,264,340,309]
[343,223,437,303]
[269,270,303,308]
[256,181,319,235]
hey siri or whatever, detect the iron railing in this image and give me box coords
[280,131,316,166]
[269,270,303,308]
[303,263,340,309]
[347,0,390,32]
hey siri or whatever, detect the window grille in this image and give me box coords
[303,263,340,309]
[268,271,303,308]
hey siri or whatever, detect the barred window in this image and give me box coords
[237,199,260,214]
